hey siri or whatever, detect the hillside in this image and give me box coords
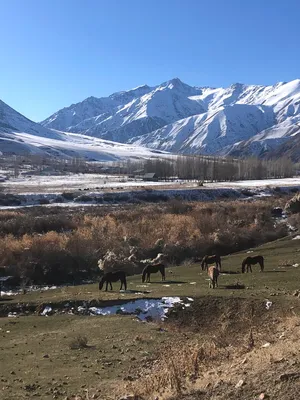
[0,99,167,161]
[41,78,300,157]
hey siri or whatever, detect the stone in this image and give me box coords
[235,379,244,388]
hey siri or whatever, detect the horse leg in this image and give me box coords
[110,282,113,290]
[105,281,108,291]
[260,261,264,272]
[124,278,127,291]
[147,273,150,283]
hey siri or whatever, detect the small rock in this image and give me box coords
[235,379,244,388]
[43,354,49,359]
[262,342,271,348]
[258,393,268,399]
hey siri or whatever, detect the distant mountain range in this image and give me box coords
[1,77,300,161]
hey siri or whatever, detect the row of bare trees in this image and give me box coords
[122,155,295,181]
[0,153,295,182]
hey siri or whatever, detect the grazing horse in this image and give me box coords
[201,255,221,271]
[208,266,219,289]
[242,255,264,273]
[99,271,127,291]
[142,263,165,283]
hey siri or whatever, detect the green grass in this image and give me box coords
[1,235,300,399]
[2,235,300,307]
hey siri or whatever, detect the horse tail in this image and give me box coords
[142,266,147,283]
[260,256,264,272]
[218,256,222,270]
[99,277,104,290]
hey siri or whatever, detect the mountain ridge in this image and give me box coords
[40,77,300,158]
[2,77,300,160]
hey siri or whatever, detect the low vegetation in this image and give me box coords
[0,195,292,284]
[1,236,300,400]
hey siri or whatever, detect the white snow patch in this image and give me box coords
[77,297,190,321]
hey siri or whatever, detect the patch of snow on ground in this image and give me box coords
[77,297,189,321]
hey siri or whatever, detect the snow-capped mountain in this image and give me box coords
[42,78,205,140]
[41,78,300,157]
[0,99,168,161]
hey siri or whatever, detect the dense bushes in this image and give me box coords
[0,196,289,285]
[0,213,76,236]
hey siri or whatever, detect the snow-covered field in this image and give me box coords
[2,174,300,195]
[207,178,300,188]
[2,173,179,194]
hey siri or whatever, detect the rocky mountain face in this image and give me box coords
[41,78,300,157]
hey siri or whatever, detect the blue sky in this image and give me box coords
[1,0,300,121]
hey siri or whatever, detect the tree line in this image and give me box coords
[122,155,295,181]
[0,153,295,182]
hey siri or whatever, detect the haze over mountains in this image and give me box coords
[1,78,300,160]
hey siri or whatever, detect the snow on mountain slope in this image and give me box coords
[131,104,275,154]
[0,129,168,162]
[41,78,300,157]
[0,99,168,161]
[3,78,300,159]
[41,78,205,141]
[0,100,61,140]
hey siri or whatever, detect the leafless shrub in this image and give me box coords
[69,335,88,350]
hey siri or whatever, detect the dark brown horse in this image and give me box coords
[201,255,221,271]
[99,271,127,291]
[242,255,264,273]
[142,263,165,283]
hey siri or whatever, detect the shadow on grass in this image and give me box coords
[152,280,187,285]
[264,271,286,273]
[224,283,246,290]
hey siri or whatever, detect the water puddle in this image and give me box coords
[40,297,193,321]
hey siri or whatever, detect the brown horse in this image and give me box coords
[201,255,221,271]
[99,271,127,291]
[242,255,264,273]
[142,263,165,283]
[208,266,220,289]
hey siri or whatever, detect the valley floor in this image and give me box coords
[1,236,300,399]
[1,174,300,195]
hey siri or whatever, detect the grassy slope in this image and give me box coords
[1,235,300,400]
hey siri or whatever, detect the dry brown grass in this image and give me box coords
[129,312,300,400]
[0,196,290,284]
